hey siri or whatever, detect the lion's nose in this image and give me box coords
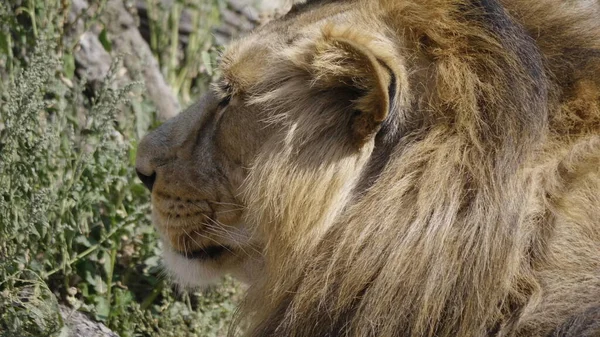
[136,126,167,193]
[136,170,156,191]
[135,91,218,193]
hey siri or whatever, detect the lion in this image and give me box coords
[135,0,600,336]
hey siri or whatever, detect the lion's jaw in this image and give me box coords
[159,223,262,288]
[152,209,262,288]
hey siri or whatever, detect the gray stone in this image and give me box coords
[59,305,120,337]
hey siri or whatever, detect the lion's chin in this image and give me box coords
[162,248,229,288]
[162,243,264,289]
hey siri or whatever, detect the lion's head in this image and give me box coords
[135,1,411,287]
[137,0,600,335]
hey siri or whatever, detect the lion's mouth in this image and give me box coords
[176,245,230,260]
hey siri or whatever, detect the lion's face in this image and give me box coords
[136,3,407,287]
[135,85,271,286]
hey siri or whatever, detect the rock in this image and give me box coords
[60,305,120,337]
[74,32,113,91]
[104,0,180,120]
[69,0,180,121]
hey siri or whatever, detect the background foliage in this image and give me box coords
[0,1,243,336]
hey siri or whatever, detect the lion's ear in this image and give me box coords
[311,34,397,147]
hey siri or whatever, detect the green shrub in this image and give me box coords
[0,1,240,337]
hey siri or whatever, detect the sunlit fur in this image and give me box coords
[137,0,600,336]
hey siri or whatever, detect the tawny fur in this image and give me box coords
[136,0,600,336]
[235,1,600,336]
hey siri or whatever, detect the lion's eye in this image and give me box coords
[218,95,231,108]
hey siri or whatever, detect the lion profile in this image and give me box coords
[135,0,600,336]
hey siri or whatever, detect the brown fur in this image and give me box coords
[136,0,600,335]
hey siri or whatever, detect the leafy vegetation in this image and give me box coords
[0,1,242,336]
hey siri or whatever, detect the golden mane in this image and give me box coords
[234,0,600,336]
[134,0,600,335]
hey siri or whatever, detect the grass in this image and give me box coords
[0,1,242,336]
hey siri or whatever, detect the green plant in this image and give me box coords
[0,1,241,336]
[143,0,224,104]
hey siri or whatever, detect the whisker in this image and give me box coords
[188,200,244,217]
[206,218,263,258]
[209,200,246,208]
[166,213,172,229]
[202,224,249,256]
[202,218,246,256]
[191,228,237,257]
[203,226,261,260]
[180,233,187,257]
[205,219,240,231]
[204,217,242,240]
[215,208,246,214]
[182,228,207,256]
[204,225,248,241]
[182,182,245,209]
[169,192,262,259]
